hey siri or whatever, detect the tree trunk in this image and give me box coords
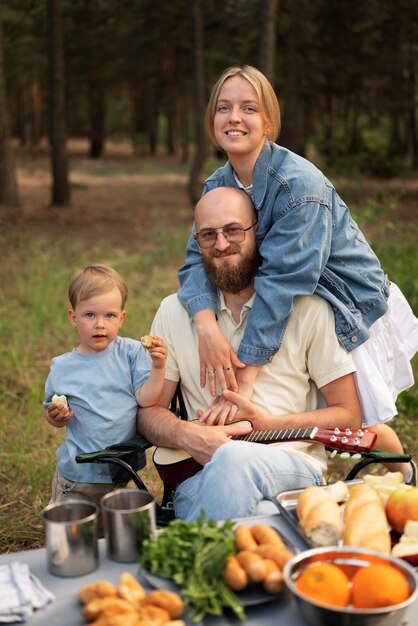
[88,80,105,158]
[406,55,417,169]
[188,0,206,206]
[48,0,70,206]
[0,17,19,208]
[258,0,278,86]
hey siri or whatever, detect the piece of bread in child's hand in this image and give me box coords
[140,335,154,349]
[52,394,69,415]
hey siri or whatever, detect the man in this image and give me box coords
[137,187,362,520]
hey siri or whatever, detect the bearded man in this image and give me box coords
[137,187,362,521]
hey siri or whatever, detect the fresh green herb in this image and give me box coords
[139,514,245,622]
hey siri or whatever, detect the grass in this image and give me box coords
[0,165,417,554]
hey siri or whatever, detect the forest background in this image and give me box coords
[0,0,417,553]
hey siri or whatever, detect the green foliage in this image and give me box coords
[140,515,245,622]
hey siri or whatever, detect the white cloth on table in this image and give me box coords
[352,282,418,426]
[0,562,55,623]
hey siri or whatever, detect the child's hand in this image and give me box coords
[147,336,168,369]
[46,403,73,427]
[197,395,239,425]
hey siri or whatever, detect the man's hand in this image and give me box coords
[45,403,73,428]
[182,420,253,466]
[194,311,245,396]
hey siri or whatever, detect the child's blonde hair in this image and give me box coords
[205,65,281,145]
[68,264,128,309]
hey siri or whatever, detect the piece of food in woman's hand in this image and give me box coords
[224,555,249,590]
[250,524,285,548]
[117,571,146,605]
[78,581,117,604]
[145,590,185,619]
[140,335,154,349]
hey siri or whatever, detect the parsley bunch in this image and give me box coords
[139,515,245,622]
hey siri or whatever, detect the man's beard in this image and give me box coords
[202,243,261,294]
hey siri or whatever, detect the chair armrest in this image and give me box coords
[342,448,412,482]
[75,436,152,464]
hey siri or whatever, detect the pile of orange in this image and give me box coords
[295,561,411,610]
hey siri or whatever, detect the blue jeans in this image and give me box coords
[173,441,324,521]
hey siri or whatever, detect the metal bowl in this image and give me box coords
[283,546,418,626]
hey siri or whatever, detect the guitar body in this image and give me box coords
[153,449,203,484]
[153,423,377,485]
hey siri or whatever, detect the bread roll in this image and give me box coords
[343,483,391,553]
[297,485,342,546]
[140,335,153,349]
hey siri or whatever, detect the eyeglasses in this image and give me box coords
[194,221,257,248]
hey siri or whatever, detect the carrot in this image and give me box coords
[250,524,285,548]
[234,524,258,551]
[236,550,267,583]
[224,555,249,591]
[255,543,293,569]
[262,558,284,594]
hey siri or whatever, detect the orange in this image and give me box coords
[351,563,410,609]
[295,563,351,607]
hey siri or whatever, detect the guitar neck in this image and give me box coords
[232,426,317,444]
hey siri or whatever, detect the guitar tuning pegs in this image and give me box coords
[341,436,348,444]
[344,428,352,435]
[333,428,341,435]
[353,437,360,446]
[339,452,351,459]
[351,453,361,460]
[357,429,364,437]
[329,450,337,458]
[329,435,338,443]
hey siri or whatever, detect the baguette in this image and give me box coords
[343,483,391,553]
[296,485,342,546]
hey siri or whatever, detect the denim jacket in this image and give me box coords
[177,141,389,366]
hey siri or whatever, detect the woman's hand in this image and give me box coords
[194,311,245,396]
[197,395,239,425]
[221,389,267,429]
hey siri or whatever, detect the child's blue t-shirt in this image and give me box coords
[43,336,151,483]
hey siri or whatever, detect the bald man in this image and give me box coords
[137,187,361,520]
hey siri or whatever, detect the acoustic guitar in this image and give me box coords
[153,424,377,484]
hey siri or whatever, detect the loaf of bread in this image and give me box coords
[297,485,343,546]
[343,482,391,553]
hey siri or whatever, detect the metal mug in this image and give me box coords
[41,499,99,577]
[100,488,156,562]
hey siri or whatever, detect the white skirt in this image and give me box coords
[352,282,418,426]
